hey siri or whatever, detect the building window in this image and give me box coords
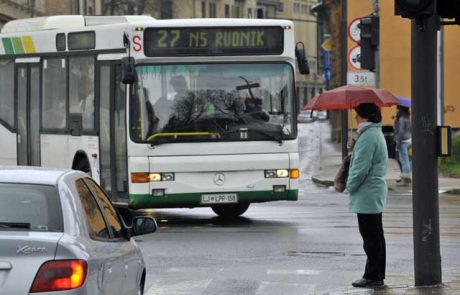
[209,1,216,18]
[257,7,264,18]
[294,3,300,13]
[161,0,173,19]
[202,1,206,17]
[247,8,252,18]
[278,2,284,12]
[231,6,238,18]
[225,4,230,17]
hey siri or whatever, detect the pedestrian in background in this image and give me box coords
[394,106,412,185]
[346,103,387,288]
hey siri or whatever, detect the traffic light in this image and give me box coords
[395,0,435,19]
[438,0,460,24]
[359,15,379,71]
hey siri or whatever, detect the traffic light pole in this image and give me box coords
[411,11,442,286]
[340,0,348,158]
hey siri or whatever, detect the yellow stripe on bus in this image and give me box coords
[22,36,36,53]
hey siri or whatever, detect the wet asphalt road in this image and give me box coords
[135,121,460,295]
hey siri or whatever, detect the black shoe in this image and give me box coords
[352,278,384,288]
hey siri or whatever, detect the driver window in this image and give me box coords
[75,179,109,240]
[85,178,124,239]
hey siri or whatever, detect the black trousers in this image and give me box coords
[357,213,386,281]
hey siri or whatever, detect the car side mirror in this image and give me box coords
[131,217,157,236]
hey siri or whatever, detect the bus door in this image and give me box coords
[16,61,40,166]
[98,62,128,203]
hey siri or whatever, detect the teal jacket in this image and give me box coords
[346,123,388,214]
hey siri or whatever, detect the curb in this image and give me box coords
[444,188,460,195]
[311,177,334,187]
[312,176,460,195]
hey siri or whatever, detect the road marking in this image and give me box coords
[166,267,224,273]
[146,279,211,295]
[256,281,316,295]
[266,269,321,275]
[322,287,374,294]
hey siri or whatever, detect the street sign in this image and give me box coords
[347,45,361,70]
[347,72,376,87]
[323,51,331,70]
[348,18,361,43]
[321,39,333,51]
[324,69,332,81]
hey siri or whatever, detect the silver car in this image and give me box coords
[0,167,157,295]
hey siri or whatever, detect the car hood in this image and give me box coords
[0,231,63,294]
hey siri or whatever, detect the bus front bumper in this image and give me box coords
[128,189,298,209]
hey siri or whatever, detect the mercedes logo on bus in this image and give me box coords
[213,173,226,186]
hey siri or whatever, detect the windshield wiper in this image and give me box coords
[231,111,283,144]
[148,131,221,146]
[0,222,31,229]
[249,128,283,144]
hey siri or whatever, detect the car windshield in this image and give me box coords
[130,63,296,144]
[0,183,62,232]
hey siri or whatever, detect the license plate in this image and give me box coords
[201,193,238,204]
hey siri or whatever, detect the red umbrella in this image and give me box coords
[304,85,399,110]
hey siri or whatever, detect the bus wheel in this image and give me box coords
[75,158,92,176]
[211,203,250,218]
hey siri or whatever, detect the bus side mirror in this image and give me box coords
[121,57,137,84]
[295,42,310,75]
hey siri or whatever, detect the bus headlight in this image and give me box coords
[149,173,162,181]
[131,172,175,183]
[265,169,288,178]
[162,172,175,181]
[264,169,299,179]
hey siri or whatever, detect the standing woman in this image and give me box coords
[394,106,412,185]
[347,103,388,288]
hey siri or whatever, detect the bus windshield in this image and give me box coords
[130,63,296,144]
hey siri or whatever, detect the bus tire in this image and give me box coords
[75,158,92,176]
[211,203,250,218]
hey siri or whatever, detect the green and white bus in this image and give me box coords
[0,15,307,217]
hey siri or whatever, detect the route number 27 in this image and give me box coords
[157,30,181,48]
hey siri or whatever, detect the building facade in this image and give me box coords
[0,0,101,29]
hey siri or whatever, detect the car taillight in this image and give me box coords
[30,260,87,292]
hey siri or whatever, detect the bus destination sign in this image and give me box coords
[144,27,283,56]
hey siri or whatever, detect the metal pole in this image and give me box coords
[437,28,444,125]
[411,10,442,286]
[373,0,380,89]
[341,0,348,158]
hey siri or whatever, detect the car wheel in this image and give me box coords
[211,203,250,218]
[137,274,145,295]
[75,158,92,176]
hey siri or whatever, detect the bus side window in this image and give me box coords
[69,56,95,131]
[0,59,14,129]
[42,58,67,130]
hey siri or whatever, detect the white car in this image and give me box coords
[0,167,157,294]
[297,110,317,123]
[316,110,328,120]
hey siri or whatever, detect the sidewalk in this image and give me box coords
[310,135,460,294]
[311,140,460,195]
